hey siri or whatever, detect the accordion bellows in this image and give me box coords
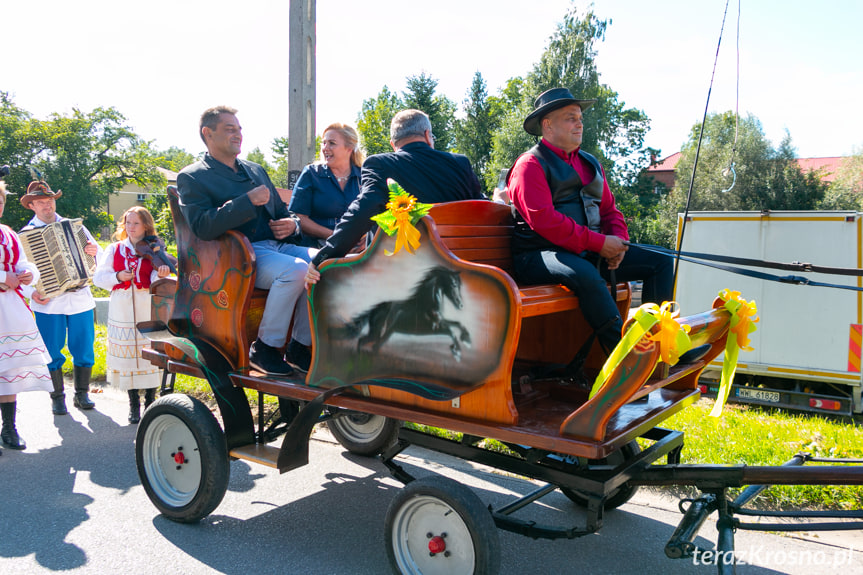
[19,219,96,298]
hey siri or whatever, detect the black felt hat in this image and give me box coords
[523,87,596,137]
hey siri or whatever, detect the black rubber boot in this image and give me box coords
[596,316,624,356]
[143,387,157,409]
[49,369,68,415]
[72,365,95,410]
[1,401,26,450]
[128,390,141,424]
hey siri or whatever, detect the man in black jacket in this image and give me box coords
[178,106,314,375]
[305,109,484,284]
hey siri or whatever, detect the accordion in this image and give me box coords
[19,219,97,298]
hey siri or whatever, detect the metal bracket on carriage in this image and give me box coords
[274,386,351,473]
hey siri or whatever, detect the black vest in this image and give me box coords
[511,143,605,255]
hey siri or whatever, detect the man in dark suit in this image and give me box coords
[305,109,484,284]
[178,106,314,375]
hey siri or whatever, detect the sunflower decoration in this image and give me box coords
[371,179,433,256]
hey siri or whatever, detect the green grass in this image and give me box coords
[657,398,863,510]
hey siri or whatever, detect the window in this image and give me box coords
[137,193,147,202]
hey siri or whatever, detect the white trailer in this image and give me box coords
[674,210,863,416]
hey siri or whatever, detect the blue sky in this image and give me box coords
[4,0,861,162]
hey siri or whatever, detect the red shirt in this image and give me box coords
[509,139,629,254]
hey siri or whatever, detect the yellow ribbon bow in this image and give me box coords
[647,301,692,365]
[388,203,422,256]
[589,301,692,399]
[709,289,759,417]
[370,181,433,257]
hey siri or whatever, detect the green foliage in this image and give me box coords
[403,73,457,153]
[0,92,164,235]
[818,144,863,210]
[661,399,863,510]
[267,136,292,189]
[647,113,832,246]
[357,86,402,156]
[453,72,502,194]
[486,7,650,192]
[143,190,175,244]
[144,146,200,244]
[670,114,827,212]
[153,146,196,172]
[244,147,273,173]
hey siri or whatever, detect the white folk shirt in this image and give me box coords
[20,213,103,316]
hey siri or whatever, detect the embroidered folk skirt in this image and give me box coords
[106,286,161,390]
[0,290,52,394]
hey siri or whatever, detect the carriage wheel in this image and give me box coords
[135,394,229,523]
[385,476,500,575]
[560,440,641,510]
[326,410,400,456]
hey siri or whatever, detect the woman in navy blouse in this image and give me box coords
[289,123,365,248]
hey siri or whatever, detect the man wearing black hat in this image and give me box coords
[507,87,673,355]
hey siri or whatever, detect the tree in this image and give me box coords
[403,73,457,152]
[357,86,402,156]
[141,146,197,244]
[819,144,863,210]
[153,146,196,172]
[244,147,274,174]
[486,7,650,192]
[647,112,829,248]
[670,114,826,212]
[0,93,164,233]
[453,72,501,193]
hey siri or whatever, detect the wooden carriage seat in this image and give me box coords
[427,201,630,367]
[159,185,268,370]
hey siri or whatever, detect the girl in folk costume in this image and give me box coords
[94,207,171,424]
[0,181,53,453]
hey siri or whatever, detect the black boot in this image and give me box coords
[596,316,624,356]
[128,390,141,424]
[49,369,68,415]
[72,365,95,410]
[143,387,157,409]
[1,401,25,450]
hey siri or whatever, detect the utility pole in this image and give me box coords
[288,0,316,189]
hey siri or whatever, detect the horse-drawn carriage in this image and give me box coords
[137,187,863,574]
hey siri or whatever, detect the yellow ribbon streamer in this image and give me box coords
[589,301,693,400]
[709,289,759,417]
[386,210,422,256]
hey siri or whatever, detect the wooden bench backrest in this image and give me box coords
[428,201,515,275]
[166,185,258,369]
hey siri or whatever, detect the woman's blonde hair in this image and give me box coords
[322,123,366,167]
[113,206,157,241]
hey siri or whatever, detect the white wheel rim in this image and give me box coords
[142,413,202,507]
[390,494,476,575]
[333,413,387,442]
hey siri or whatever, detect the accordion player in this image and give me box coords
[19,218,97,298]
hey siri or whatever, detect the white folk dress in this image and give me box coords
[0,224,52,394]
[93,239,162,391]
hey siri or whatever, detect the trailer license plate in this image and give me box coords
[737,388,780,403]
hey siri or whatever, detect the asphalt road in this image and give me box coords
[0,386,861,574]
